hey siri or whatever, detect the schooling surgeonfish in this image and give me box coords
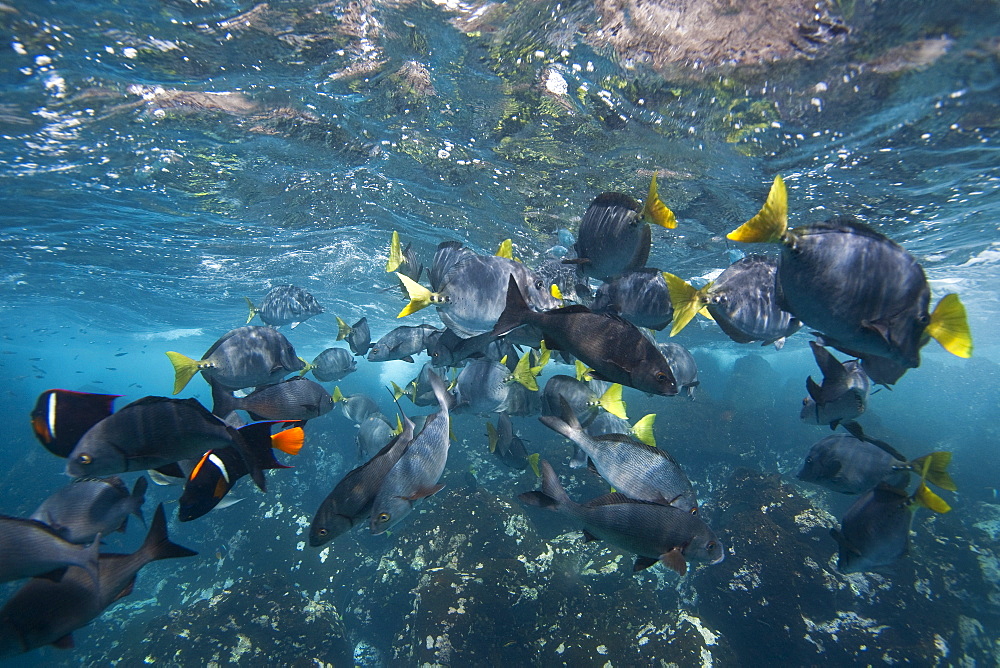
[726,175,972,384]
[30,477,147,545]
[367,324,441,363]
[166,326,305,394]
[666,255,801,348]
[336,316,373,356]
[799,341,871,428]
[356,414,396,460]
[304,347,356,383]
[591,268,674,331]
[331,388,381,425]
[211,376,332,422]
[519,460,722,574]
[486,412,537,473]
[245,284,324,329]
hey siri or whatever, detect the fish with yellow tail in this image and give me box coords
[727,175,972,384]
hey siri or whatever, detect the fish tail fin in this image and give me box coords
[335,316,352,340]
[631,413,657,448]
[914,483,952,514]
[532,340,552,372]
[518,459,568,509]
[79,534,101,585]
[392,414,403,436]
[642,174,678,229]
[164,351,203,395]
[141,504,198,562]
[727,174,788,243]
[131,476,148,526]
[495,238,515,260]
[511,351,539,391]
[663,272,710,337]
[390,381,406,401]
[271,426,305,456]
[396,273,434,318]
[245,297,258,324]
[575,360,593,382]
[298,360,314,377]
[527,453,541,477]
[910,451,956,491]
[209,380,239,418]
[926,293,973,358]
[599,383,627,420]
[386,230,403,273]
[492,275,532,337]
[486,421,498,453]
[332,386,344,403]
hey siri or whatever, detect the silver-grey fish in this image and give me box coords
[831,484,915,574]
[800,341,870,428]
[797,434,953,495]
[592,268,673,330]
[246,284,324,328]
[540,397,698,513]
[370,372,451,534]
[368,324,441,363]
[427,328,495,369]
[487,412,531,471]
[454,358,513,415]
[519,460,722,574]
[211,376,332,421]
[393,364,444,407]
[30,476,146,545]
[0,504,195,659]
[535,258,591,305]
[308,347,357,382]
[333,390,381,425]
[356,414,395,460]
[336,316,373,356]
[166,326,305,394]
[0,517,99,585]
[310,412,416,546]
[656,342,699,398]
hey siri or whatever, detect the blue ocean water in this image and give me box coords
[1,0,998,665]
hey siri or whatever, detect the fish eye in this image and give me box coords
[534,279,544,290]
[690,507,698,515]
[317,528,328,536]
[707,541,716,550]
[77,453,93,465]
[655,372,668,382]
[802,398,808,405]
[377,512,390,524]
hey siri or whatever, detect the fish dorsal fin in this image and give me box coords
[386,231,403,273]
[926,293,972,358]
[727,174,788,243]
[641,174,677,229]
[598,383,627,420]
[631,413,656,447]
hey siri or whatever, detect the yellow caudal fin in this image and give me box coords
[486,422,498,453]
[631,413,657,448]
[914,483,952,513]
[336,316,352,341]
[332,386,344,403]
[532,341,551,375]
[396,272,434,318]
[392,414,403,436]
[550,283,563,300]
[298,361,314,377]
[271,426,305,456]
[390,381,405,401]
[910,452,956,491]
[165,351,203,395]
[599,383,628,420]
[663,272,710,337]
[527,452,541,478]
[386,230,403,273]
[495,238,518,261]
[641,174,677,229]
[511,352,539,391]
[575,360,592,382]
[926,293,972,358]
[727,174,788,243]
[245,297,258,325]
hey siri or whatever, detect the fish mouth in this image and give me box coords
[711,552,726,565]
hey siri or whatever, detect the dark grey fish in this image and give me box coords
[535,258,591,305]
[0,517,99,584]
[246,284,324,328]
[310,412,416,546]
[370,372,451,534]
[519,460,723,574]
[831,484,914,574]
[540,375,602,426]
[427,328,495,369]
[393,364,444,407]
[30,477,147,545]
[503,381,542,417]
[566,193,649,282]
[800,341,870,428]
[454,358,512,414]
[308,347,357,382]
[487,412,531,471]
[493,277,677,396]
[166,326,305,394]
[333,390,381,425]
[398,243,560,339]
[656,342,699,398]
[0,504,195,659]
[797,434,953,495]
[336,316,373,356]
[540,397,698,513]
[211,377,332,421]
[356,414,395,460]
[592,268,673,330]
[368,324,441,363]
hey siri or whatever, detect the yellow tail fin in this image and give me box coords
[631,413,657,448]
[914,483,951,514]
[332,386,344,403]
[575,360,592,382]
[926,293,972,358]
[486,422,498,453]
[910,451,956,491]
[727,174,788,243]
[245,297,258,325]
[641,174,678,229]
[532,341,551,373]
[599,383,628,420]
[386,231,403,273]
[663,272,709,337]
[511,352,539,391]
[396,272,434,318]
[336,316,352,340]
[165,351,203,395]
[527,452,541,477]
[271,426,305,455]
[390,381,405,401]
[392,415,403,436]
[298,361,314,377]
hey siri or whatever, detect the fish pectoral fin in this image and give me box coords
[633,556,659,572]
[402,355,415,363]
[113,576,137,602]
[581,528,600,543]
[860,317,893,345]
[402,484,445,501]
[51,634,75,650]
[660,548,687,575]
